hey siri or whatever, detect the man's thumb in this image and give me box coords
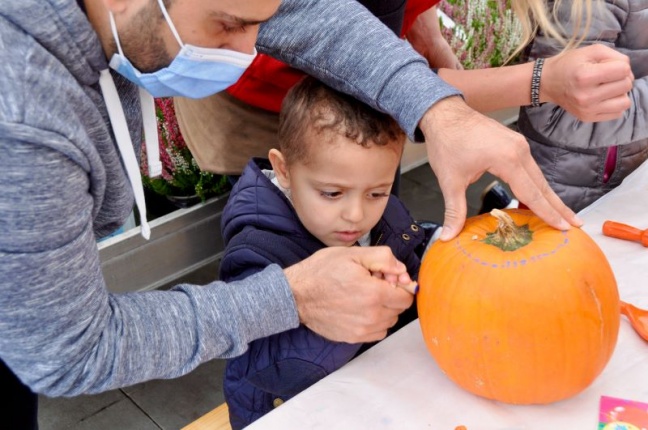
[439,197,467,241]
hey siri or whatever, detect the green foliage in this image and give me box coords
[439,0,523,69]
[140,98,230,202]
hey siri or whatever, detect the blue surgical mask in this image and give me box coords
[108,0,256,99]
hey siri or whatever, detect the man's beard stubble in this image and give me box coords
[115,0,174,73]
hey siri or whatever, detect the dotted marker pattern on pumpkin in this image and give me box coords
[453,232,570,269]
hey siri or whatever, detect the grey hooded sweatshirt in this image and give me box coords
[0,0,459,396]
[518,0,648,212]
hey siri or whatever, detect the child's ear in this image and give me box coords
[268,149,291,189]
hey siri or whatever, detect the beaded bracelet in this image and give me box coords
[530,58,545,107]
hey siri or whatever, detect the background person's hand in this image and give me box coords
[406,6,463,71]
[419,97,582,240]
[284,246,414,343]
[542,44,634,122]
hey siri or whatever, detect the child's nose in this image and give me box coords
[343,200,364,223]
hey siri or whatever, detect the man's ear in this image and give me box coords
[268,149,291,189]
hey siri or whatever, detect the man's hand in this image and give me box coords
[420,97,583,240]
[284,246,415,344]
[542,44,634,122]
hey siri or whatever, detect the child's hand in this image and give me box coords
[284,246,415,343]
[371,270,418,294]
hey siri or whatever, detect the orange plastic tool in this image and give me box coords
[602,220,648,247]
[621,301,648,342]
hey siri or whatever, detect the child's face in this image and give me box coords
[273,134,402,247]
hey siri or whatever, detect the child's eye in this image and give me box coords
[320,191,342,199]
[370,192,390,199]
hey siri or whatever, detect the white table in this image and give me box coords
[248,160,648,430]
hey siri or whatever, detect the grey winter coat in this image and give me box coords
[0,0,458,396]
[517,0,648,212]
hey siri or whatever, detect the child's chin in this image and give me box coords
[322,238,356,248]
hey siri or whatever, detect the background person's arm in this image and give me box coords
[406,6,463,70]
[520,0,647,149]
[438,44,633,122]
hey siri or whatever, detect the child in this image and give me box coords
[219,77,437,429]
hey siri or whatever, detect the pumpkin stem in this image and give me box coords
[482,209,533,251]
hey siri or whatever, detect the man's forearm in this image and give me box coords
[256,0,462,140]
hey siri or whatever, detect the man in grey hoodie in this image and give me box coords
[0,0,634,428]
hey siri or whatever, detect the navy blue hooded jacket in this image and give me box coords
[219,158,431,429]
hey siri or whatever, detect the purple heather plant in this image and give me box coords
[439,0,523,69]
[140,98,229,202]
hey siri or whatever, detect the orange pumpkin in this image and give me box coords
[417,209,620,404]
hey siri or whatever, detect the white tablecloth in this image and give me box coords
[248,161,648,430]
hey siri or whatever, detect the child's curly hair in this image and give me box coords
[278,77,405,165]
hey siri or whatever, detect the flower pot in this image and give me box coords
[166,194,201,209]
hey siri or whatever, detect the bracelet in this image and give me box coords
[530,58,545,107]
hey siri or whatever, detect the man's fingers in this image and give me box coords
[512,185,570,230]
[353,315,399,342]
[286,247,416,344]
[351,246,410,279]
[397,280,418,295]
[438,182,469,241]
[507,157,581,230]
[374,271,418,294]
[371,276,416,310]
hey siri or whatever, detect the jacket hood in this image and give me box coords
[222,158,316,244]
[1,0,107,84]
[0,0,142,238]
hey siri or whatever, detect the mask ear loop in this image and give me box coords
[108,12,126,57]
[156,0,184,48]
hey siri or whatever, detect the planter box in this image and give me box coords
[99,194,229,293]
